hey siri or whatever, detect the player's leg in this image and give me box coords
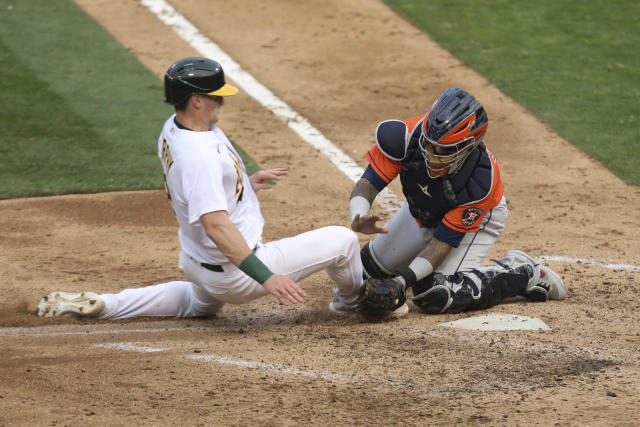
[437,196,509,275]
[38,277,224,319]
[412,255,566,314]
[361,202,427,278]
[412,205,525,314]
[410,197,507,297]
[412,249,566,314]
[182,226,364,307]
[96,280,225,319]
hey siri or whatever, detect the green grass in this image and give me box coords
[0,0,257,199]
[1,0,636,198]
[385,0,640,185]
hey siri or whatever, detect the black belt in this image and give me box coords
[201,263,223,272]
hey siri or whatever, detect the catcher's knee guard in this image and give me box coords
[411,273,438,296]
[360,241,394,279]
[412,272,477,314]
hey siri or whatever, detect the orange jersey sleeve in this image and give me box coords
[366,146,402,184]
[365,115,424,184]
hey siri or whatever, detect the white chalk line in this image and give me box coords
[140,0,638,272]
[91,341,432,394]
[96,342,167,352]
[537,256,640,272]
[0,325,205,338]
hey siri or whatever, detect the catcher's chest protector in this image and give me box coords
[398,128,492,228]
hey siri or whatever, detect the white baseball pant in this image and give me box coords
[97,226,363,319]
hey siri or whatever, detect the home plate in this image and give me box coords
[439,313,551,331]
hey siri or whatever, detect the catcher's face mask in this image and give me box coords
[419,114,485,178]
[419,88,488,178]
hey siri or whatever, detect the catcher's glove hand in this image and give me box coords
[360,276,407,313]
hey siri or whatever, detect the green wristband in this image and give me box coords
[239,253,274,285]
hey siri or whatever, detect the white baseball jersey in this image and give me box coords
[158,114,264,264]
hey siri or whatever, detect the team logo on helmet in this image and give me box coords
[461,207,482,226]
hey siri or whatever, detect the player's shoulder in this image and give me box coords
[453,143,501,203]
[375,115,424,161]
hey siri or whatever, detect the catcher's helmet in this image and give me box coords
[419,88,488,178]
[164,57,238,106]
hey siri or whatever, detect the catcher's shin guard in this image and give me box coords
[472,265,532,308]
[360,241,394,279]
[412,264,534,314]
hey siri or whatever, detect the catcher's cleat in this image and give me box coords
[329,297,409,319]
[529,266,566,301]
[38,292,105,318]
[503,250,566,302]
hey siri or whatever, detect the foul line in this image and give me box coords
[140,0,638,272]
[140,0,400,213]
[537,256,640,272]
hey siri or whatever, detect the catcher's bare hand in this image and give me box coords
[263,274,306,305]
[351,213,388,235]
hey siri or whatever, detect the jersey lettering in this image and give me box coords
[230,153,245,204]
[161,137,174,200]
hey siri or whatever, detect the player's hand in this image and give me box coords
[250,168,288,192]
[351,213,388,235]
[263,274,306,305]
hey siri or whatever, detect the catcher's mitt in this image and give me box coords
[360,276,407,313]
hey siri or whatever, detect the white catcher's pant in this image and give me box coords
[368,197,508,276]
[98,226,363,319]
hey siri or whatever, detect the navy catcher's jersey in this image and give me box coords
[363,115,504,247]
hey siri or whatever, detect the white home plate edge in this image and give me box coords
[439,313,551,331]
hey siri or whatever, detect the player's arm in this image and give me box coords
[350,130,403,234]
[391,236,452,288]
[200,211,306,304]
[349,177,388,234]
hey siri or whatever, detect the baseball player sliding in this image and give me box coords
[351,88,567,314]
[38,57,397,319]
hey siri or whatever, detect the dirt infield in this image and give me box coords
[1,0,639,425]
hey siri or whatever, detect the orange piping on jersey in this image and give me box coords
[403,115,425,134]
[441,148,504,233]
[366,147,401,184]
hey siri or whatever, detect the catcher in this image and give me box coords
[346,88,566,316]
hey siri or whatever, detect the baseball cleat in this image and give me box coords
[37,292,105,318]
[329,297,409,319]
[503,250,566,301]
[328,297,358,315]
[537,266,566,300]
